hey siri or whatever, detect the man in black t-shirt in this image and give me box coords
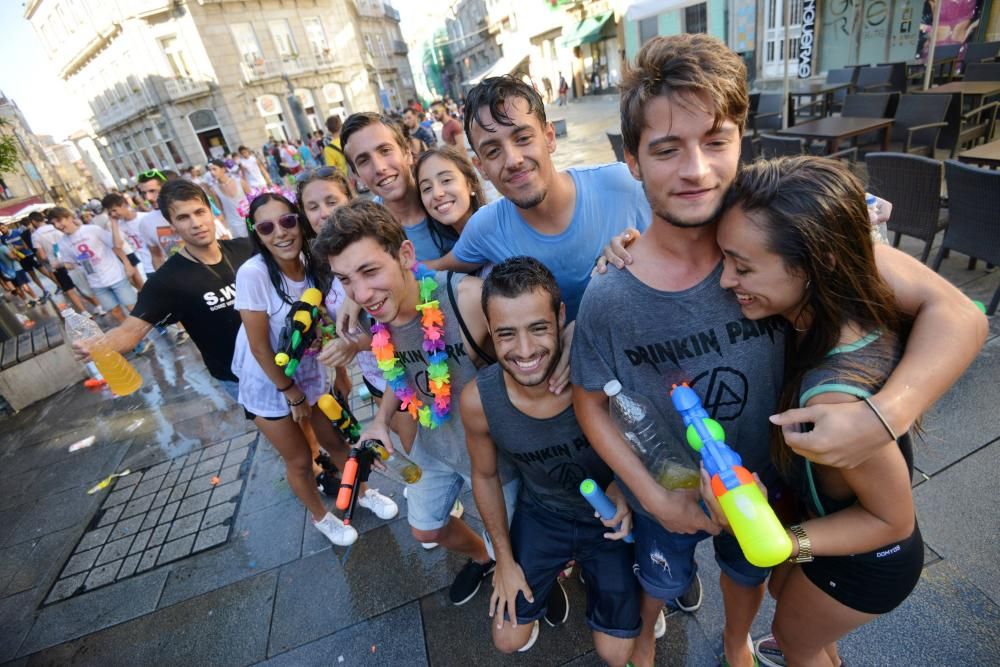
[74,180,251,398]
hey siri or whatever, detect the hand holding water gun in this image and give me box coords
[670,383,792,567]
[274,287,323,376]
[336,439,421,525]
[579,479,634,543]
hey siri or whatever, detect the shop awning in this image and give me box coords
[464,49,530,87]
[561,11,614,48]
[625,0,704,22]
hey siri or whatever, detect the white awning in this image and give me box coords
[625,0,704,22]
[464,49,530,87]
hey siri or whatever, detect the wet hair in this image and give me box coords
[158,179,212,223]
[723,155,909,473]
[619,33,749,157]
[246,193,325,305]
[312,199,406,261]
[414,145,485,227]
[481,256,561,320]
[463,75,547,151]
[101,193,128,211]
[339,112,408,168]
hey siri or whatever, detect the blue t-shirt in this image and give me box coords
[2,228,33,258]
[451,162,651,320]
[372,196,455,262]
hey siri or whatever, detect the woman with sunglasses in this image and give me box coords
[231,188,397,548]
[296,168,420,456]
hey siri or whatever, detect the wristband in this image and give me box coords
[286,394,307,407]
[277,379,294,392]
[862,396,898,441]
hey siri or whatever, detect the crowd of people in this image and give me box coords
[7,33,988,667]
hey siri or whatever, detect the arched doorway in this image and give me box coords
[257,94,289,142]
[189,109,230,159]
[322,82,350,123]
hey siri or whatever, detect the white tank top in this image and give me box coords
[216,179,248,239]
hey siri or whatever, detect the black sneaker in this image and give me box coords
[449,559,495,606]
[544,578,569,626]
[316,471,341,497]
[675,573,703,613]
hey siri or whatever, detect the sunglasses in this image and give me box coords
[138,169,168,182]
[294,166,342,183]
[251,213,299,236]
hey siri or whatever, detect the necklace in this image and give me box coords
[182,244,235,283]
[371,263,451,429]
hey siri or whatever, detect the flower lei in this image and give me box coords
[371,263,451,429]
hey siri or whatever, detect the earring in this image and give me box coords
[806,279,812,290]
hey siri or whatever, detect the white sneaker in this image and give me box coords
[94,306,107,316]
[358,488,398,520]
[654,609,666,639]
[518,620,540,653]
[420,499,463,549]
[313,512,357,546]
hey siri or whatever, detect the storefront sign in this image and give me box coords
[798,0,817,78]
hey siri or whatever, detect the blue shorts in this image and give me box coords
[632,511,769,600]
[92,278,137,312]
[406,443,519,542]
[508,500,641,639]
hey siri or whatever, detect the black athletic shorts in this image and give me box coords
[801,522,923,615]
[243,408,287,422]
[53,267,76,292]
[127,252,140,267]
[18,255,40,272]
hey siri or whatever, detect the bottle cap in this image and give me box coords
[865,194,877,206]
[603,380,622,397]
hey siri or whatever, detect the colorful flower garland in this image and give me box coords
[370,263,451,429]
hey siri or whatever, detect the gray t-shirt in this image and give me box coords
[571,262,786,518]
[386,271,515,481]
[476,363,613,520]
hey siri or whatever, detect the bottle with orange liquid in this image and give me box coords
[64,310,142,397]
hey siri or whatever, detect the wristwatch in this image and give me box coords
[788,524,814,564]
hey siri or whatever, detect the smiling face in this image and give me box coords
[417,154,474,228]
[486,289,563,388]
[252,199,302,262]
[717,204,808,323]
[626,92,741,229]
[343,122,415,204]
[51,216,79,235]
[470,98,556,209]
[301,179,351,233]
[328,236,416,325]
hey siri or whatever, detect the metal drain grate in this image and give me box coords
[43,432,258,605]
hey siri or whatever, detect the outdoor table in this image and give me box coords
[914,81,1000,105]
[755,80,852,118]
[958,139,1000,169]
[776,116,894,153]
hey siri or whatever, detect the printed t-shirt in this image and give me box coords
[121,213,153,274]
[62,225,126,288]
[139,209,184,258]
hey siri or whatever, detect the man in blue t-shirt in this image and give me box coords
[340,112,456,262]
[426,76,651,321]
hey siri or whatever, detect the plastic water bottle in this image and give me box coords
[604,380,699,490]
[364,439,422,484]
[867,194,888,244]
[63,310,142,397]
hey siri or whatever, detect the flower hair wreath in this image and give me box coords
[237,185,298,232]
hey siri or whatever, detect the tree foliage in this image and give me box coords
[0,118,19,176]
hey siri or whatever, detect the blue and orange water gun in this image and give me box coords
[670,383,792,567]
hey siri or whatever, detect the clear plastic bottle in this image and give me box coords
[604,380,699,490]
[64,310,142,397]
[867,194,888,244]
[364,439,422,484]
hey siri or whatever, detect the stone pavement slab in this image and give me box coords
[261,601,428,667]
[915,440,1000,605]
[21,571,277,667]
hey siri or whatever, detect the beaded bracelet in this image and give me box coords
[286,394,307,407]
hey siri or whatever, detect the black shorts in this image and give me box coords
[12,270,29,287]
[243,408,288,422]
[53,267,76,292]
[127,252,141,267]
[18,255,40,272]
[801,522,923,615]
[507,499,641,638]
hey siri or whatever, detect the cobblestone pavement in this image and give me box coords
[0,96,998,665]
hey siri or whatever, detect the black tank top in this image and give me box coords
[476,363,613,520]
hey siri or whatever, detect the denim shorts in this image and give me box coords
[632,511,770,600]
[508,500,641,638]
[405,443,519,541]
[92,278,137,312]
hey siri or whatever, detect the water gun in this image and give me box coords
[317,391,362,444]
[669,383,792,568]
[335,441,380,526]
[274,287,323,376]
[579,479,634,543]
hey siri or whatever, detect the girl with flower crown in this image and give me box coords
[230,186,398,547]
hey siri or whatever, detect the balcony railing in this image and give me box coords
[93,94,156,132]
[239,54,346,83]
[162,77,211,101]
[393,40,407,55]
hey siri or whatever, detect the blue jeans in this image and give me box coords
[92,278,137,313]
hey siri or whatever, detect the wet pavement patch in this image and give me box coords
[42,432,257,606]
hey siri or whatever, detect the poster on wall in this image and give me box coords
[916,0,984,59]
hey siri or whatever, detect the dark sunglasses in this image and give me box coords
[138,169,167,182]
[294,166,341,183]
[251,213,299,236]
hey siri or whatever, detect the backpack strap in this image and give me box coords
[446,270,495,364]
